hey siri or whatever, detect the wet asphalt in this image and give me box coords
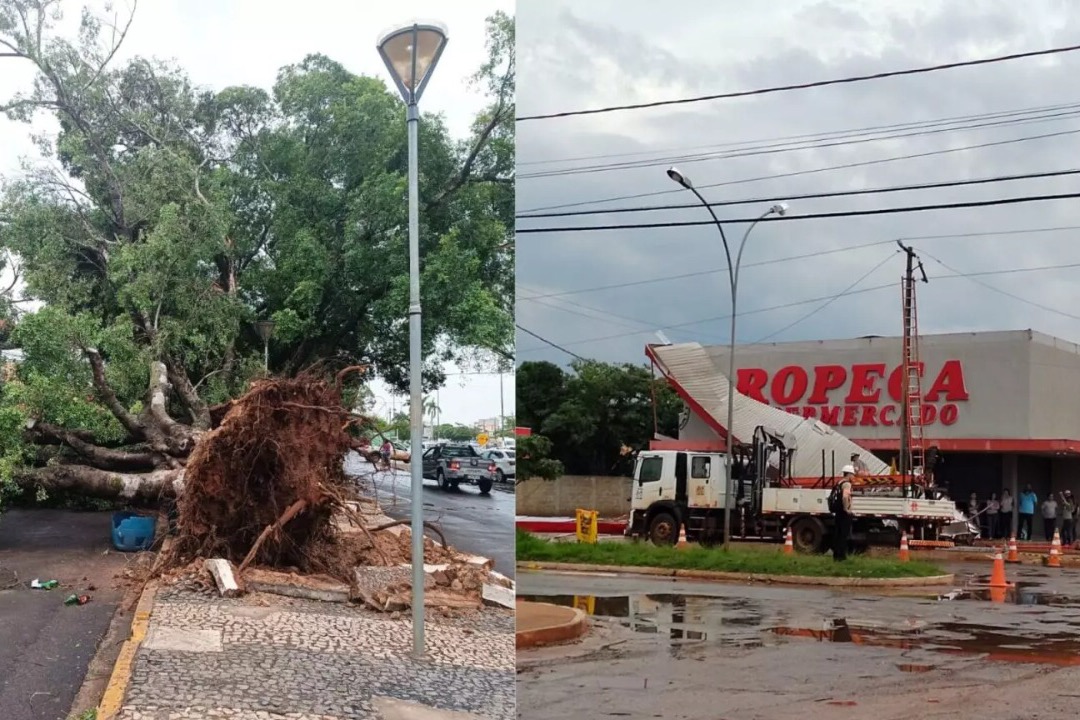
[0,510,128,720]
[345,452,515,578]
[518,563,1080,720]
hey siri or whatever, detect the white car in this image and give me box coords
[482,449,515,482]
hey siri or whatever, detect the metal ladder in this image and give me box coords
[901,278,925,477]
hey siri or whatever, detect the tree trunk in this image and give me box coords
[16,465,185,504]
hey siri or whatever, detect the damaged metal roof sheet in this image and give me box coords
[649,342,890,479]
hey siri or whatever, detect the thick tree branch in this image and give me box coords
[15,464,184,503]
[83,347,145,439]
[26,420,158,471]
[163,357,211,430]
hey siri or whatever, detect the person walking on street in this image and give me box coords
[1000,489,1014,538]
[1060,491,1076,546]
[830,466,856,561]
[1041,494,1058,542]
[1019,485,1038,541]
[986,492,1000,539]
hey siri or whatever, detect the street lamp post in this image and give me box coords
[377,20,448,660]
[254,320,275,374]
[667,167,787,550]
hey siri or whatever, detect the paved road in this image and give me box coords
[345,452,516,578]
[518,564,1080,720]
[0,509,129,720]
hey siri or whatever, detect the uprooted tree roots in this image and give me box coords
[162,368,373,580]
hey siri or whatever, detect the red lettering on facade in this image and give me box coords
[880,405,897,426]
[772,366,808,405]
[859,406,879,426]
[887,362,925,403]
[802,407,817,419]
[939,403,959,425]
[737,368,769,402]
[845,363,887,403]
[819,406,841,425]
[920,404,937,425]
[841,405,858,426]
[925,359,970,402]
[808,365,847,404]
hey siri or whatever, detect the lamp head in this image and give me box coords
[666,166,692,189]
[771,202,789,216]
[376,21,449,104]
[254,320,276,343]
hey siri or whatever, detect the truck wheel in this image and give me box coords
[648,512,678,546]
[478,478,493,495]
[496,469,505,484]
[790,516,827,554]
[437,470,448,491]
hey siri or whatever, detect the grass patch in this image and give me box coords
[516,529,943,579]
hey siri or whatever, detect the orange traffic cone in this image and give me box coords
[1006,535,1020,563]
[989,550,1009,588]
[677,523,689,549]
[1047,529,1062,568]
[783,527,794,555]
[989,585,1007,604]
[898,532,910,562]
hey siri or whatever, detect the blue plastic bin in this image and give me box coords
[111,511,156,552]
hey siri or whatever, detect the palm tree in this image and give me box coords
[424,395,441,440]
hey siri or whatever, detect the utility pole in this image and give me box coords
[897,240,928,496]
[499,371,505,444]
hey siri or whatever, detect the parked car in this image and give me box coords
[482,448,515,483]
[421,443,496,494]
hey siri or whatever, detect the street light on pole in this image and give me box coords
[667,166,787,550]
[377,19,448,660]
[254,320,275,374]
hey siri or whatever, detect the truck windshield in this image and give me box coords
[638,456,663,482]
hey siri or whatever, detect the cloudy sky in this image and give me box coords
[516,0,1080,370]
[0,0,514,426]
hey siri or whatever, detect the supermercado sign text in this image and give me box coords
[735,361,969,428]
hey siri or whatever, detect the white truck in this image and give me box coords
[626,425,957,553]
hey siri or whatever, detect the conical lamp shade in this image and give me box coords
[377,22,448,103]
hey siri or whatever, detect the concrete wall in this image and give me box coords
[516,475,632,518]
[1027,335,1080,438]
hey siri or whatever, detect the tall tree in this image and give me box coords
[0,1,514,501]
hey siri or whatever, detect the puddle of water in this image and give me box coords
[772,618,1080,667]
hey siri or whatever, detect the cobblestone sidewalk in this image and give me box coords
[116,584,515,720]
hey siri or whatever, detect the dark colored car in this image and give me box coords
[421,443,496,494]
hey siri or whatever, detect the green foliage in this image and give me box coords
[515,531,944,578]
[516,434,562,481]
[517,360,683,475]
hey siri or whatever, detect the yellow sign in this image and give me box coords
[575,508,599,544]
[573,595,596,615]
[477,433,489,446]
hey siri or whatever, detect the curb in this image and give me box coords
[96,579,158,720]
[516,601,588,649]
[518,561,955,587]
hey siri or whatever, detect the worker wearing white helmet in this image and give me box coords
[830,465,856,561]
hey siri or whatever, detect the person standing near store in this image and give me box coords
[1041,493,1058,542]
[830,466,856,562]
[1000,488,1015,538]
[1019,485,1038,541]
[986,492,1000,539]
[1060,490,1076,546]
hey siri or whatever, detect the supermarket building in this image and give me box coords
[647,330,1080,538]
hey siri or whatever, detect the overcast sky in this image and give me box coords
[0,0,514,426]
[516,0,1080,370]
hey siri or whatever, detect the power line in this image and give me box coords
[518,99,1080,167]
[518,107,1080,180]
[752,251,899,344]
[517,225,1080,301]
[517,168,1080,220]
[517,191,1080,235]
[518,260,1080,352]
[517,43,1080,121]
[515,323,587,361]
[519,126,1080,213]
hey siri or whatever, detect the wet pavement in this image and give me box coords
[0,509,129,720]
[344,452,515,578]
[518,564,1080,720]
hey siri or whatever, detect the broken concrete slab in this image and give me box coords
[243,568,351,603]
[487,569,515,590]
[373,695,486,720]
[458,553,494,571]
[481,582,515,610]
[204,558,243,598]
